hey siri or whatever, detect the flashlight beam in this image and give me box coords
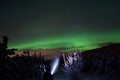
[51,57,60,75]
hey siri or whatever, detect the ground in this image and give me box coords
[54,68,120,80]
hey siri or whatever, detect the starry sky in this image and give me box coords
[0,0,120,50]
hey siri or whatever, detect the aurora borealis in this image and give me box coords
[8,31,120,50]
[0,0,120,51]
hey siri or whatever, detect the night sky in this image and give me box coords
[0,0,120,50]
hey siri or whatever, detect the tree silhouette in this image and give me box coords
[0,35,17,58]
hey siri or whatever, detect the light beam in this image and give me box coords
[50,57,60,75]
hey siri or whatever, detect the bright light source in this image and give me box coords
[50,57,60,75]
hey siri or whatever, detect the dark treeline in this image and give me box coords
[61,44,120,80]
[0,36,120,80]
[81,43,120,76]
[0,36,48,80]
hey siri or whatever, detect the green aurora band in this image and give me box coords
[8,31,120,51]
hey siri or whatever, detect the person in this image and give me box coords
[43,66,54,80]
